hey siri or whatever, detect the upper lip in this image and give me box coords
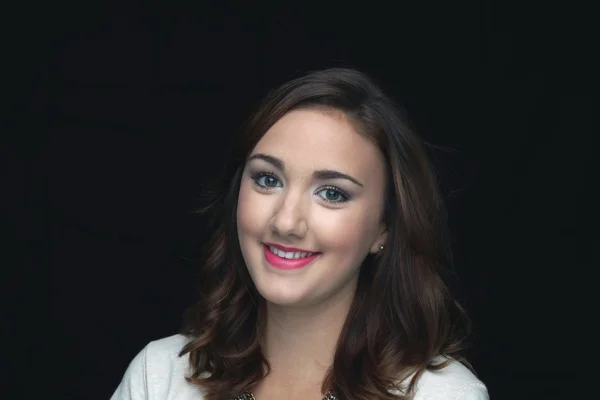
[264,242,319,253]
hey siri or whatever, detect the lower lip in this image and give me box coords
[263,245,321,270]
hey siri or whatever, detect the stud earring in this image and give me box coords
[379,244,384,251]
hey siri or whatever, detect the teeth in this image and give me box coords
[269,246,315,259]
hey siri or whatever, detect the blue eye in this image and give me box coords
[252,172,282,189]
[316,186,350,203]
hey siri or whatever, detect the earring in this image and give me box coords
[379,244,384,251]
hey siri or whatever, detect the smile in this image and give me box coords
[263,244,321,270]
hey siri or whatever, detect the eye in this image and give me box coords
[316,186,350,204]
[251,172,282,189]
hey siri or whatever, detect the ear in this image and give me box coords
[369,223,388,254]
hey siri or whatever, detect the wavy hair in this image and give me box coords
[179,68,471,400]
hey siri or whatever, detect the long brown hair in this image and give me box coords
[179,68,471,400]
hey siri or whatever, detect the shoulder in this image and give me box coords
[144,334,191,372]
[409,357,489,400]
[111,334,205,400]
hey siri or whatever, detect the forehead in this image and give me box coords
[251,109,385,178]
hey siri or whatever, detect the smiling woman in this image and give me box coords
[111,68,489,400]
[237,109,387,311]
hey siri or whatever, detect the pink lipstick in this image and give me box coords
[263,243,321,270]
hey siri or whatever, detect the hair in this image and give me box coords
[179,67,472,400]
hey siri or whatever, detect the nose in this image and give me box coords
[268,190,308,238]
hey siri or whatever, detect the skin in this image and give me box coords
[236,108,388,398]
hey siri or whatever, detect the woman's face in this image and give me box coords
[237,109,387,308]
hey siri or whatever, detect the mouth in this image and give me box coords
[263,244,321,270]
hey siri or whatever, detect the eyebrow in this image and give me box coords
[247,153,364,187]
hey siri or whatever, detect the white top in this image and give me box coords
[111,334,488,400]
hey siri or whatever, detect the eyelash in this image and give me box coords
[250,171,351,204]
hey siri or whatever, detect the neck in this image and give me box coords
[261,288,356,384]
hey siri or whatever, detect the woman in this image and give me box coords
[111,68,488,400]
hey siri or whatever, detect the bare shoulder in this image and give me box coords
[412,358,489,400]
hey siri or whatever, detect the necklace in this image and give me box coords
[232,390,337,400]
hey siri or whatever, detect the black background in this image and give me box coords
[6,2,595,399]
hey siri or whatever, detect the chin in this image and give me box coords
[255,283,309,307]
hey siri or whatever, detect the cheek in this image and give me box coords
[237,181,269,237]
[237,182,254,232]
[313,209,378,253]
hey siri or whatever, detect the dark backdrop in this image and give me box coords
[7,2,594,399]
